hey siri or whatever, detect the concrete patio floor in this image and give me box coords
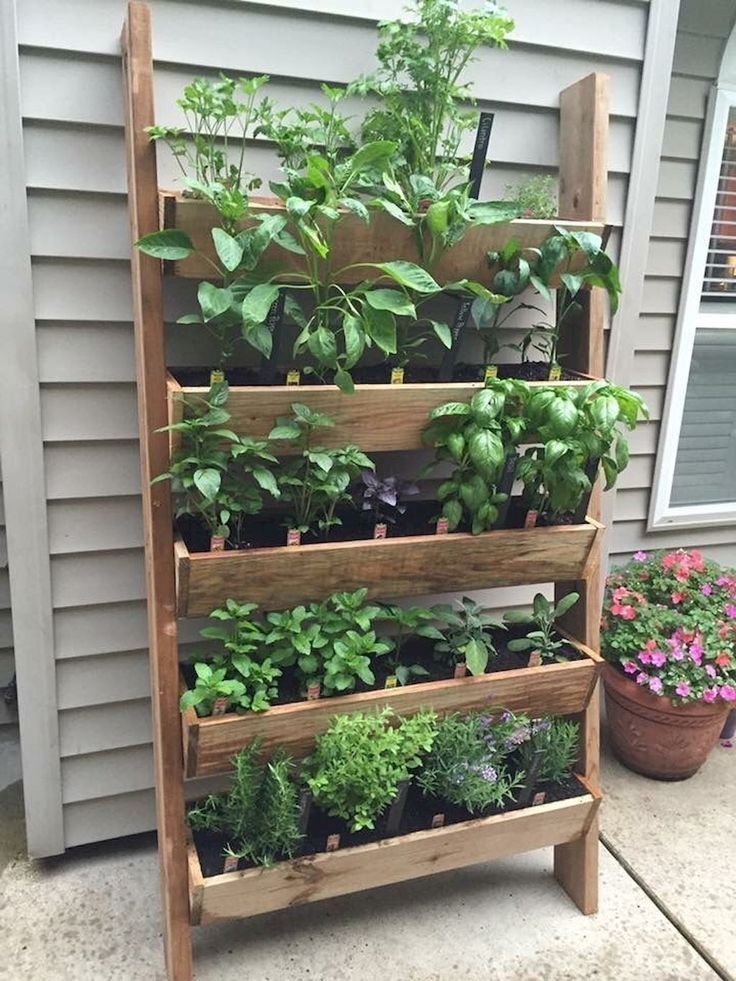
[0,729,732,981]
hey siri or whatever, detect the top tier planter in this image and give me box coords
[160,193,605,285]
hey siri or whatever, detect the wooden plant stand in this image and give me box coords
[122,4,607,977]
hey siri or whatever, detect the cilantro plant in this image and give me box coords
[423,380,525,534]
[417,710,527,813]
[432,596,505,676]
[504,592,579,662]
[257,84,355,172]
[303,708,437,831]
[269,403,375,537]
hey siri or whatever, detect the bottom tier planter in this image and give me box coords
[181,634,602,777]
[187,776,600,924]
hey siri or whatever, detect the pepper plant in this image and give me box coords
[380,604,444,685]
[504,592,579,662]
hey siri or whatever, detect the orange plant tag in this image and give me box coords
[286,529,301,547]
[212,698,229,716]
[374,523,388,540]
[436,517,450,535]
[326,834,341,852]
[210,535,225,552]
[524,510,538,529]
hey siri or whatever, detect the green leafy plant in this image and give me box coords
[417,710,527,813]
[519,718,579,784]
[146,74,270,229]
[504,592,579,662]
[303,708,437,831]
[179,662,249,716]
[505,175,557,219]
[358,0,514,193]
[380,604,443,685]
[322,629,393,694]
[423,380,525,533]
[258,84,356,172]
[432,596,504,676]
[188,740,302,867]
[270,403,375,537]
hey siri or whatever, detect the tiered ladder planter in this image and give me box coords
[122,4,607,977]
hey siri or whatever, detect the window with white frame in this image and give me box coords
[650,87,736,528]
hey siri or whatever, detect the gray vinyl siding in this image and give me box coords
[0,478,14,725]
[16,0,649,847]
[611,0,736,568]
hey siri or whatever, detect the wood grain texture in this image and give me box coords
[121,6,192,978]
[189,780,601,923]
[167,373,599,456]
[183,637,602,776]
[559,73,610,222]
[161,193,604,284]
[175,519,604,617]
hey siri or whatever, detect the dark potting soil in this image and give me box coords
[192,773,587,878]
[181,625,585,711]
[170,361,579,389]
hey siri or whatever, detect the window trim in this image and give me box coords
[649,83,736,530]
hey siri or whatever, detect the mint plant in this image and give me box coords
[323,629,392,694]
[303,708,437,831]
[417,710,527,813]
[504,592,579,662]
[432,596,505,676]
[179,662,248,716]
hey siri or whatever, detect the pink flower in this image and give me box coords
[706,665,717,679]
[675,681,691,698]
[675,568,690,583]
[612,603,636,620]
[651,651,667,668]
[649,677,664,695]
[670,646,684,661]
[720,685,736,702]
[612,587,630,603]
[703,687,719,703]
[716,652,732,668]
[623,661,638,675]
[633,551,648,562]
[690,550,705,572]
[717,576,730,587]
[636,672,649,686]
[689,648,703,667]
[702,584,713,596]
[638,650,652,665]
[662,553,679,571]
[672,592,686,605]
[725,604,736,619]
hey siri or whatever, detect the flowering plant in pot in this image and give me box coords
[601,548,736,779]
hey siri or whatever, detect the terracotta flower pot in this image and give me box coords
[603,663,730,780]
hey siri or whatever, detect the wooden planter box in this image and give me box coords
[175,517,602,617]
[181,633,602,777]
[187,776,601,924]
[167,373,598,454]
[161,193,604,286]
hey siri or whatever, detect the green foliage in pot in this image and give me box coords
[188,740,302,867]
[303,708,437,831]
[416,709,527,812]
[423,379,525,533]
[432,596,505,676]
[504,592,579,662]
[269,402,375,537]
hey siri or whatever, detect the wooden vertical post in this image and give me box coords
[121,4,193,979]
[553,71,610,915]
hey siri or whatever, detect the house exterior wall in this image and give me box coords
[612,0,736,567]
[11,0,653,849]
[0,480,13,726]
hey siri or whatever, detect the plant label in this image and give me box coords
[436,517,449,535]
[484,364,498,384]
[385,675,398,689]
[210,535,226,552]
[527,651,542,668]
[307,682,321,701]
[532,791,546,807]
[524,509,538,529]
[209,369,225,385]
[374,522,388,540]
[286,369,301,386]
[468,111,495,198]
[326,834,341,852]
[431,813,445,829]
[298,789,313,834]
[222,854,238,873]
[212,698,229,716]
[390,367,405,385]
[286,529,301,547]
[454,662,467,679]
[548,363,562,381]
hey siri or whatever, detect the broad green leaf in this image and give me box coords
[334,366,355,394]
[339,197,370,223]
[268,422,301,441]
[136,229,194,260]
[285,196,312,219]
[507,638,534,652]
[464,637,489,677]
[343,314,366,369]
[554,592,579,619]
[364,289,416,318]
[471,388,504,425]
[590,395,620,432]
[468,430,505,478]
[177,313,203,325]
[363,306,397,355]
[345,140,396,178]
[242,283,280,324]
[242,320,272,358]
[307,327,338,367]
[373,197,415,227]
[429,402,472,419]
[441,499,463,531]
[544,439,569,465]
[198,282,232,322]
[377,261,440,294]
[193,468,221,501]
[252,467,280,497]
[431,320,452,349]
[211,228,243,271]
[615,436,629,471]
[546,397,578,437]
[560,272,584,296]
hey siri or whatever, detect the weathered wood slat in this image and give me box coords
[182,635,602,777]
[161,193,604,285]
[175,518,604,617]
[189,779,601,924]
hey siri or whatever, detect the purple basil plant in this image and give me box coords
[361,471,419,527]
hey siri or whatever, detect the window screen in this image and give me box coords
[703,108,736,299]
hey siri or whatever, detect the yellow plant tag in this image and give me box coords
[286,369,301,386]
[209,369,225,385]
[549,363,562,381]
[484,364,498,384]
[390,367,405,385]
[385,675,398,689]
